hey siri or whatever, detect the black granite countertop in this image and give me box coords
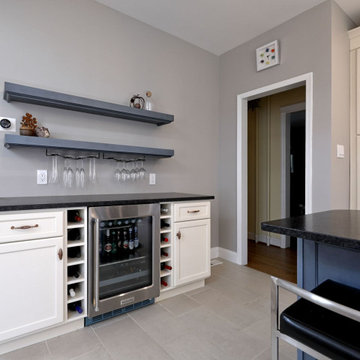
[0,192,214,212]
[261,210,360,251]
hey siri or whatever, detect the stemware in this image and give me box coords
[50,155,59,184]
[139,160,146,180]
[114,161,121,182]
[129,161,137,182]
[120,161,130,182]
[80,159,85,188]
[89,157,96,183]
[75,160,81,188]
[67,160,74,188]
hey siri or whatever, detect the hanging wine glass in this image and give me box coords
[89,157,96,184]
[139,160,146,180]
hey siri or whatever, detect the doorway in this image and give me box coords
[246,89,305,282]
[236,73,313,266]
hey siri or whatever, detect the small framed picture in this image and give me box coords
[256,40,279,71]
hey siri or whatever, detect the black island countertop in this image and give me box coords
[261,210,360,251]
[0,192,214,212]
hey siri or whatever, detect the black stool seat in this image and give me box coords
[280,280,360,360]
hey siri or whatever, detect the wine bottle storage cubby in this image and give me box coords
[160,204,171,218]
[65,207,87,322]
[160,218,171,233]
[67,209,85,227]
[159,203,173,292]
[160,233,171,247]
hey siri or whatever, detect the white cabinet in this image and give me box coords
[159,201,211,294]
[174,218,211,286]
[0,236,64,342]
[0,209,64,343]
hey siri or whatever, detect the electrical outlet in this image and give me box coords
[149,173,156,185]
[0,117,16,132]
[37,170,47,185]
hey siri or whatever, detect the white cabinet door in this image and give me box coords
[0,237,64,342]
[174,219,210,286]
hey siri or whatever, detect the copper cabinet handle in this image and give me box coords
[176,231,181,239]
[10,224,39,230]
[187,210,200,213]
[58,248,63,260]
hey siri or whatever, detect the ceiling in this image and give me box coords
[95,0,360,55]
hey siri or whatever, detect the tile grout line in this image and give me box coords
[127,312,176,360]
[89,325,116,360]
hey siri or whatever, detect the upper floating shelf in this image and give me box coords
[4,134,174,158]
[3,82,174,126]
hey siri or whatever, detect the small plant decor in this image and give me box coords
[20,113,37,136]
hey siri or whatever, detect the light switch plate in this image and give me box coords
[149,173,156,185]
[0,117,16,132]
[337,144,345,159]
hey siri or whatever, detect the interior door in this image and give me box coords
[0,237,64,341]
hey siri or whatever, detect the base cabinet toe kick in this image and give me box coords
[0,199,212,353]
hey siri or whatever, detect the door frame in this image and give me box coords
[236,73,313,265]
[280,102,306,248]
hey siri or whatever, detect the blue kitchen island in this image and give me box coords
[262,210,360,360]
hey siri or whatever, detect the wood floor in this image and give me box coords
[246,240,297,283]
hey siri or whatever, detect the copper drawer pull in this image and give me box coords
[11,224,39,230]
[58,248,63,260]
[187,210,200,213]
[176,231,182,239]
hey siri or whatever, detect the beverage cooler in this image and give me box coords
[87,204,160,319]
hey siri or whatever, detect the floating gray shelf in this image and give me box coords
[3,82,174,126]
[4,134,174,158]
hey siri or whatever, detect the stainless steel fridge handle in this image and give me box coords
[93,218,100,312]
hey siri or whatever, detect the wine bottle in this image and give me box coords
[68,267,81,279]
[134,226,139,249]
[68,302,83,314]
[161,279,168,287]
[161,208,169,214]
[68,288,76,297]
[161,263,172,271]
[161,221,170,228]
[111,230,118,256]
[68,247,81,258]
[68,211,82,223]
[103,229,112,259]
[129,227,134,251]
[161,250,168,257]
[117,230,122,252]
[122,229,129,251]
[161,236,169,243]
[68,228,81,241]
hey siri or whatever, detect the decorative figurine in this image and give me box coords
[20,113,37,136]
[35,126,50,138]
[145,91,154,111]
[130,94,145,109]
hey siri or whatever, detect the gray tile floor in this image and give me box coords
[1,259,297,360]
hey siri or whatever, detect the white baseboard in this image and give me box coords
[211,247,219,259]
[211,246,238,264]
[0,319,83,355]
[218,247,238,263]
[255,234,283,248]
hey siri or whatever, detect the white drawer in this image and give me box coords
[0,210,64,243]
[173,202,211,222]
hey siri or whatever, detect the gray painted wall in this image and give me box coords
[0,0,220,246]
[218,0,353,252]
[330,1,355,208]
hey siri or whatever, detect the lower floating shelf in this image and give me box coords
[4,134,174,158]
